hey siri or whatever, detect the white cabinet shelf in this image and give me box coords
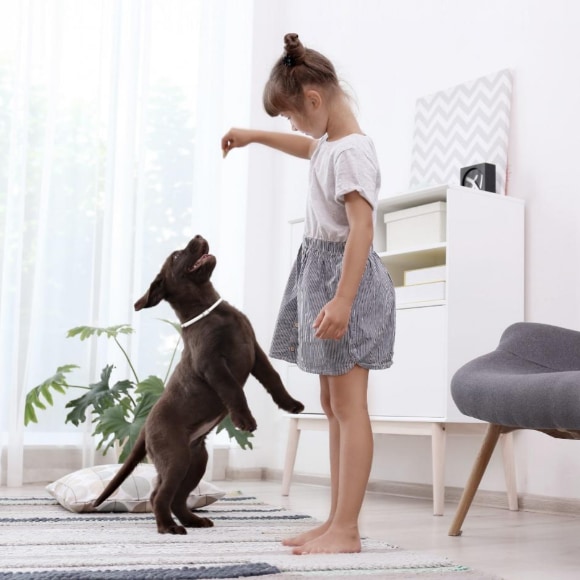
[377,243,447,282]
[282,184,524,513]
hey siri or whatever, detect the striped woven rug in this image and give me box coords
[0,494,498,579]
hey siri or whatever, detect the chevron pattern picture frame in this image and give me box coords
[410,68,513,195]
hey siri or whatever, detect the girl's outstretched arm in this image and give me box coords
[222,128,316,159]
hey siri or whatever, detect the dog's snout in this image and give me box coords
[190,235,209,256]
[185,235,208,253]
[192,235,207,249]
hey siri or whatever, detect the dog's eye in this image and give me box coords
[172,252,181,262]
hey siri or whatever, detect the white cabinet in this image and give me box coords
[371,184,524,422]
[282,184,524,513]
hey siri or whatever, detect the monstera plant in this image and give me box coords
[24,323,253,462]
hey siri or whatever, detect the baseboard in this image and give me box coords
[18,446,84,485]
[517,492,580,516]
[7,446,117,486]
[224,466,266,481]
[261,468,580,517]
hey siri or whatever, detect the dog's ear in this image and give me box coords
[134,274,165,310]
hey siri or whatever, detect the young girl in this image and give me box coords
[221,33,395,555]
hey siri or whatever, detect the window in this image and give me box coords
[0,0,252,485]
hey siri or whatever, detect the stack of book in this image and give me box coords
[395,265,446,305]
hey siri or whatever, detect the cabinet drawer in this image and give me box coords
[285,364,323,414]
[368,305,447,418]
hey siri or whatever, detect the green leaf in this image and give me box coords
[64,365,134,426]
[93,376,164,460]
[93,405,145,462]
[24,404,38,425]
[136,375,165,398]
[67,324,134,341]
[24,364,79,426]
[31,394,47,410]
[40,384,54,406]
[216,415,254,450]
[133,376,164,419]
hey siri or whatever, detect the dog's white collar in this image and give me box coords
[181,298,223,329]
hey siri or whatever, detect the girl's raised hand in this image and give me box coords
[221,128,254,158]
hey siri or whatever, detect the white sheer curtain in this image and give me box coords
[0,0,253,486]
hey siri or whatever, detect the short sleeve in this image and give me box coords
[334,146,380,210]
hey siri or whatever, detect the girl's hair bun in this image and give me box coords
[283,33,305,66]
[263,33,339,116]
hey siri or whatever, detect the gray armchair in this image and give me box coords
[448,322,580,536]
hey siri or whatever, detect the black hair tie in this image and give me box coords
[283,54,296,67]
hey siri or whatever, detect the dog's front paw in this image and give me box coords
[279,397,305,414]
[289,399,305,414]
[231,412,257,433]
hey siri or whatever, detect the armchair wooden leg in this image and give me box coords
[448,423,503,536]
[500,431,519,511]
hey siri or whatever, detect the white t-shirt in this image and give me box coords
[304,133,381,242]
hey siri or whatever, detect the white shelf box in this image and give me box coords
[383,201,447,251]
[395,281,447,305]
[404,264,447,286]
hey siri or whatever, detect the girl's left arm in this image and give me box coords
[313,192,374,340]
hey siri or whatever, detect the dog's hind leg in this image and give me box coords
[171,440,213,529]
[150,442,201,535]
[251,343,304,414]
[149,471,187,535]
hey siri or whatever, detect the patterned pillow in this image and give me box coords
[46,463,225,513]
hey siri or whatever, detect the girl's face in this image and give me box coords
[281,110,323,138]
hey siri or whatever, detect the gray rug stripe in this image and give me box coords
[0,514,309,524]
[0,563,280,579]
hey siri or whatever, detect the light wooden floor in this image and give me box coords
[3,479,579,579]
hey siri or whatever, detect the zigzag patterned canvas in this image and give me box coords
[410,69,513,195]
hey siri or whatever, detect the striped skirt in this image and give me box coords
[269,237,396,376]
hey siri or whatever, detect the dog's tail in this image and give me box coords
[91,432,148,509]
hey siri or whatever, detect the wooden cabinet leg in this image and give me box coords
[500,431,519,510]
[448,423,502,536]
[431,423,447,516]
[281,417,301,496]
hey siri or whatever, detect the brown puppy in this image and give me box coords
[92,235,304,534]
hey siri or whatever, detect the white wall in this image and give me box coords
[231,0,580,500]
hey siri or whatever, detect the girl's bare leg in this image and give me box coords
[282,375,339,546]
[292,365,372,554]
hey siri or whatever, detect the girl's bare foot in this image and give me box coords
[292,527,361,555]
[282,522,330,547]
